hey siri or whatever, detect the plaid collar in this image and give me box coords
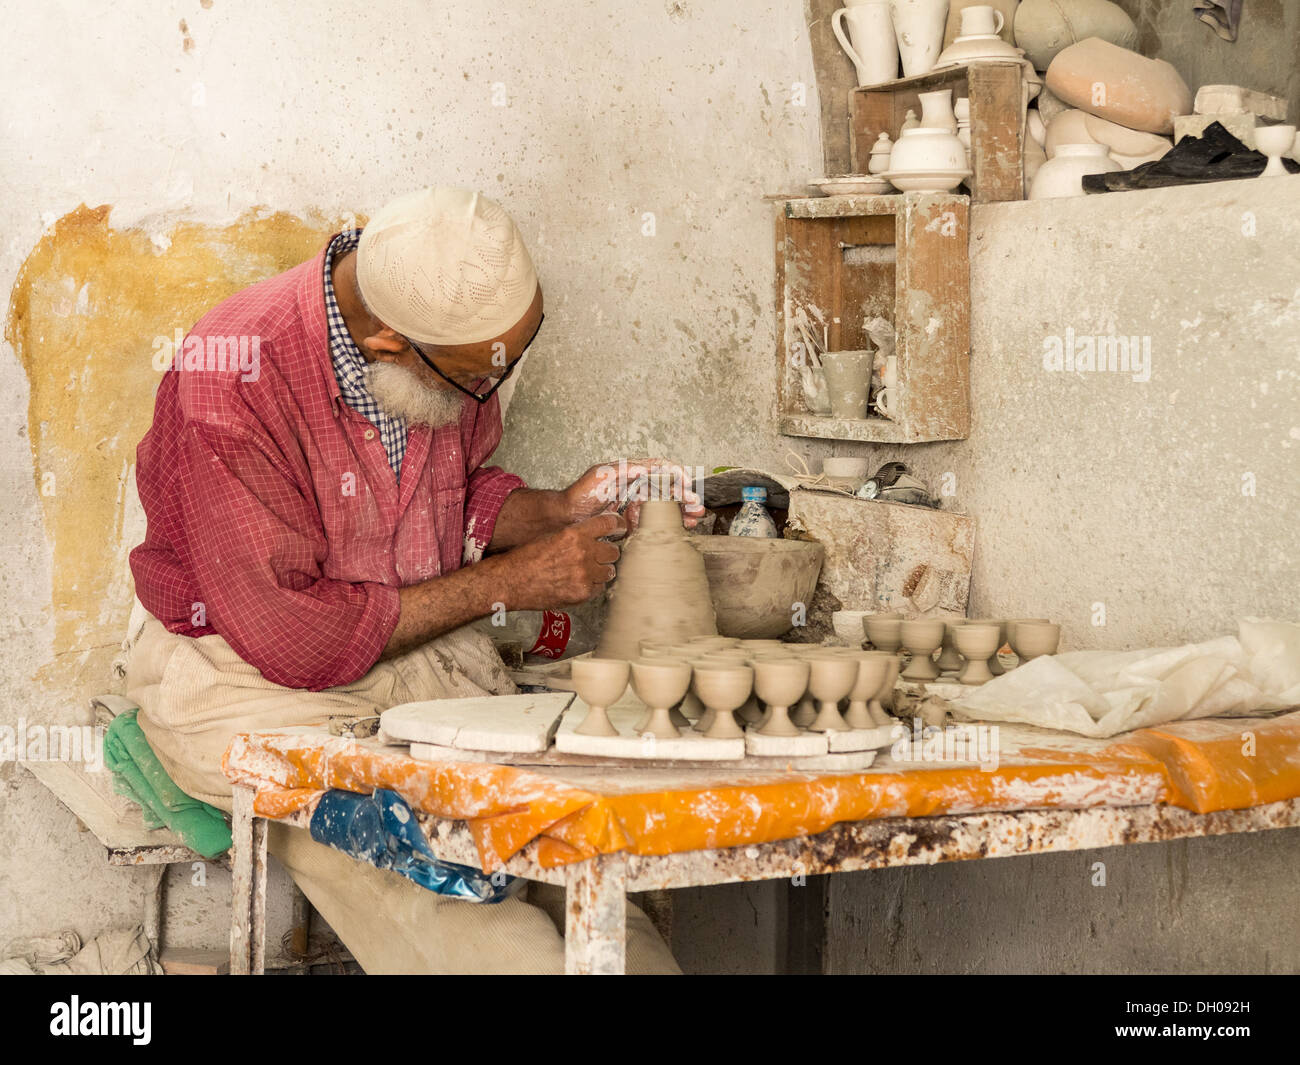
[323,229,408,479]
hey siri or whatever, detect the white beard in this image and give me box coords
[365,362,466,427]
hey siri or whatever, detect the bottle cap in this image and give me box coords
[741,486,767,503]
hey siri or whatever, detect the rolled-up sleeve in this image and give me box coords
[175,420,400,690]
[463,465,528,563]
[460,394,526,564]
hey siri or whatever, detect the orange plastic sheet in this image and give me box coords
[222,710,1300,871]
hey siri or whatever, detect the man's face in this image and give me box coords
[408,285,544,391]
[360,284,543,426]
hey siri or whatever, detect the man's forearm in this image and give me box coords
[381,554,514,659]
[487,487,571,550]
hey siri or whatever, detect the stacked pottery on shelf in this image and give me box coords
[1026,34,1191,199]
[882,88,971,191]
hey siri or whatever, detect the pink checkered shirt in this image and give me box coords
[130,240,527,690]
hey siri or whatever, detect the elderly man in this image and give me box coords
[126,186,693,973]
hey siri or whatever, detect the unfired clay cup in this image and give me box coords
[807,655,859,732]
[630,657,692,739]
[1014,621,1060,660]
[692,664,754,739]
[1006,618,1050,663]
[953,623,1000,685]
[844,651,891,728]
[820,349,874,419]
[936,620,966,673]
[864,616,903,653]
[970,618,1010,674]
[868,654,900,723]
[900,618,946,680]
[753,658,811,737]
[572,658,631,736]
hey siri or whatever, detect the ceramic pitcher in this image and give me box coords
[832,2,899,87]
[889,0,949,77]
[918,88,957,132]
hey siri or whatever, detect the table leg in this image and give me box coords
[229,784,267,975]
[564,853,627,974]
[142,864,167,962]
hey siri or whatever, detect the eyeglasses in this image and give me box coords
[402,313,544,404]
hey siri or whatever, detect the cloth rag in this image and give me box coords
[1193,0,1243,42]
[104,708,232,858]
[950,617,1300,737]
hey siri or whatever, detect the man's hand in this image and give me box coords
[382,512,625,660]
[503,512,626,607]
[564,457,706,532]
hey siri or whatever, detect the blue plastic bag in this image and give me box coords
[308,788,516,903]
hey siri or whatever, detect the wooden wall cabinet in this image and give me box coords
[775,193,970,444]
[850,61,1026,204]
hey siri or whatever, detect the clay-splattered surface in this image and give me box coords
[5,205,354,701]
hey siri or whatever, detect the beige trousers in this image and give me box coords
[125,618,679,974]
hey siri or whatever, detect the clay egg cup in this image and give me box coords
[630,657,693,739]
[1005,618,1050,659]
[752,658,811,737]
[864,616,904,652]
[900,618,946,680]
[845,651,891,728]
[692,664,754,739]
[571,657,631,736]
[807,655,860,732]
[1014,621,1061,659]
[953,623,1000,685]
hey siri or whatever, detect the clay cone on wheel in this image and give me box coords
[594,500,718,660]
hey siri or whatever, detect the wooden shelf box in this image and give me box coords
[775,192,970,444]
[850,61,1026,204]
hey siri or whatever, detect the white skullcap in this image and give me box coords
[356,186,538,345]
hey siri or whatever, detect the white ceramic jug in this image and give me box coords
[889,0,950,77]
[832,2,899,87]
[918,89,957,133]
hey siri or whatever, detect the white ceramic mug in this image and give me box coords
[875,387,897,418]
[820,349,874,419]
[832,3,899,87]
[960,4,1005,37]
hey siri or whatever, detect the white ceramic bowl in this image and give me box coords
[822,456,871,481]
[890,128,968,173]
[880,168,971,192]
[810,175,895,196]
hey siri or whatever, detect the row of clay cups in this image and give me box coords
[863,613,1060,685]
[570,639,901,742]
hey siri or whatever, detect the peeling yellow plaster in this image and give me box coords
[6,204,359,699]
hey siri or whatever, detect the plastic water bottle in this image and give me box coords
[729,486,778,538]
[474,608,597,660]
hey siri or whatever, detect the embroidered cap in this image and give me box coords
[356,186,538,345]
